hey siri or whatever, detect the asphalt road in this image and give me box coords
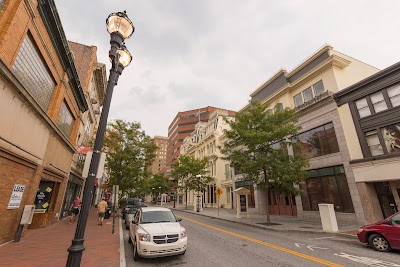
[124,210,400,267]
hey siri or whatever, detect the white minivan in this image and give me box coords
[128,206,187,261]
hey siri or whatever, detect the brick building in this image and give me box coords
[166,106,235,167]
[0,0,88,244]
[148,136,168,174]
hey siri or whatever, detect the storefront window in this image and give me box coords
[381,124,400,154]
[34,180,59,213]
[300,166,354,213]
[293,122,340,158]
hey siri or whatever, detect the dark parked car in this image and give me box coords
[357,212,400,252]
[122,198,143,219]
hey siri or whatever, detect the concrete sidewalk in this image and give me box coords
[171,205,359,237]
[0,209,123,267]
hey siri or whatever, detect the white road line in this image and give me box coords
[314,236,335,240]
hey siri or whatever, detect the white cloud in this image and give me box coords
[57,0,400,137]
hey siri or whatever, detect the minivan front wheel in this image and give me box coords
[369,234,391,252]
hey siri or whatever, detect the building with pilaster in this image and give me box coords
[240,45,380,225]
[179,110,235,209]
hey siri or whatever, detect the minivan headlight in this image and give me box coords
[180,229,187,238]
[138,232,150,242]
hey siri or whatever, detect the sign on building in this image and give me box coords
[7,184,25,209]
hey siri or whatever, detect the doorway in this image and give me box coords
[375,182,398,218]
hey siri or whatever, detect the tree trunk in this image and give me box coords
[265,185,271,225]
[263,169,271,225]
[185,189,188,210]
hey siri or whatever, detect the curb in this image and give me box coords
[172,208,358,240]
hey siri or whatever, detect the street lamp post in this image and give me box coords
[195,174,201,212]
[66,11,134,267]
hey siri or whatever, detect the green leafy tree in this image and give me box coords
[221,101,309,224]
[171,155,213,209]
[103,119,157,194]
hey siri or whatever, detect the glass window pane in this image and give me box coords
[336,174,354,212]
[303,87,313,102]
[390,95,400,107]
[314,81,325,96]
[306,178,323,211]
[57,101,74,138]
[381,124,400,154]
[321,176,340,208]
[324,123,340,153]
[355,98,369,109]
[370,92,388,113]
[365,131,384,156]
[12,33,56,111]
[358,107,371,118]
[387,85,400,98]
[294,93,303,107]
[300,183,310,211]
[355,98,371,118]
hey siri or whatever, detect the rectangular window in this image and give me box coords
[84,116,92,134]
[294,93,303,107]
[57,101,74,138]
[370,92,388,113]
[313,80,325,96]
[0,0,5,10]
[275,103,283,112]
[381,124,400,154]
[293,122,339,158]
[355,98,371,118]
[387,85,400,107]
[303,87,313,102]
[365,130,384,156]
[301,166,354,213]
[12,33,56,111]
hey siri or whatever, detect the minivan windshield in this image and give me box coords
[141,211,176,224]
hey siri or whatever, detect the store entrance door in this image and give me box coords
[375,182,398,218]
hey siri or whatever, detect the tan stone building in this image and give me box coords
[240,45,380,225]
[0,0,88,243]
[148,136,168,174]
[335,61,400,224]
[179,110,235,209]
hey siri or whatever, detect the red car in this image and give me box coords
[357,212,400,252]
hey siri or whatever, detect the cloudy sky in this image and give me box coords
[57,1,400,137]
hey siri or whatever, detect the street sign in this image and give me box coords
[215,187,223,197]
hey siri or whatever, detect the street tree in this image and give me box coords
[220,101,309,224]
[103,119,157,194]
[171,155,214,209]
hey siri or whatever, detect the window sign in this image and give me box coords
[7,184,25,209]
[34,181,55,213]
[381,124,400,154]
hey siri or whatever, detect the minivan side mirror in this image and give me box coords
[177,218,182,222]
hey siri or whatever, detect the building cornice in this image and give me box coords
[37,0,88,112]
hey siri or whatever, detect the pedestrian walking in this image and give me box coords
[69,195,82,224]
[97,198,108,226]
